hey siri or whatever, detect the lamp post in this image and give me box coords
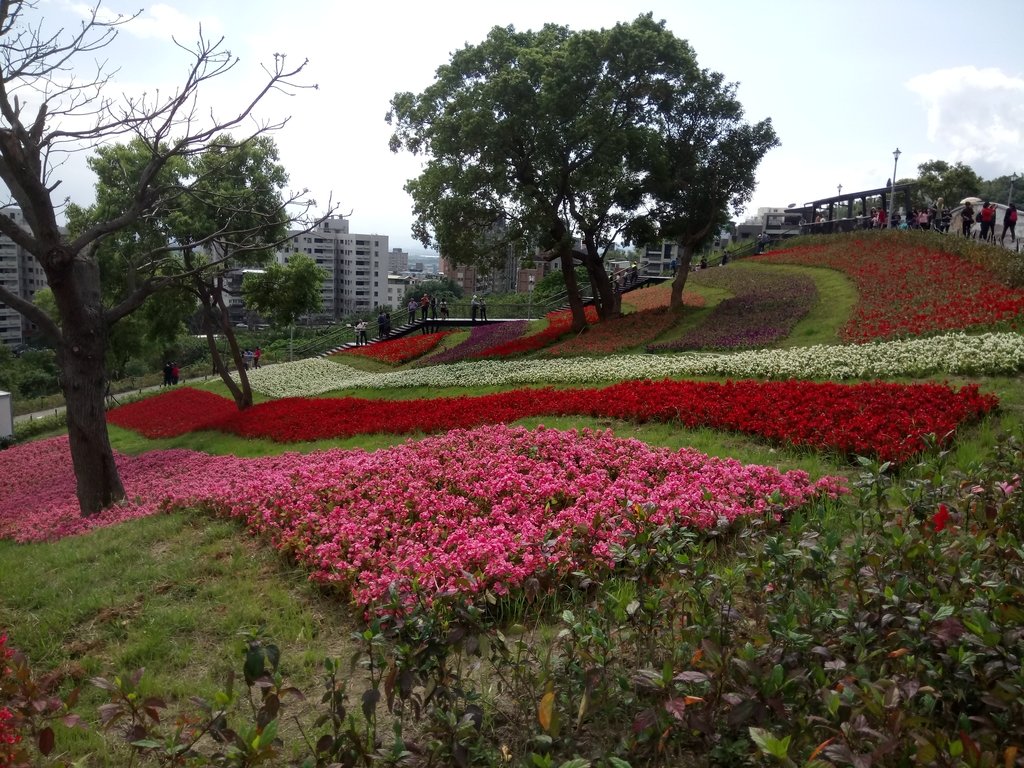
[837,183,842,196]
[890,148,901,227]
[1010,172,1019,207]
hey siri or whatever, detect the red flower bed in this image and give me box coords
[755,238,1024,341]
[545,307,681,356]
[334,331,452,365]
[107,388,237,438]
[196,379,995,463]
[474,306,600,358]
[622,283,705,312]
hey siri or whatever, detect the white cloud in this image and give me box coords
[907,66,1024,175]
[67,2,223,42]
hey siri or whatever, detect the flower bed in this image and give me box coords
[107,388,238,438]
[545,307,680,356]
[111,380,996,464]
[240,332,1024,395]
[421,320,529,365]
[473,306,600,359]
[649,268,817,351]
[236,358,366,398]
[621,283,706,312]
[333,331,452,365]
[0,427,845,615]
[755,238,1024,341]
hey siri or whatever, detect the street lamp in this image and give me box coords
[837,183,842,196]
[890,148,901,227]
[1010,172,1019,207]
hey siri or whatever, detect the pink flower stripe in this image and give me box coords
[333,331,452,365]
[108,381,997,464]
[0,427,847,615]
[622,283,705,312]
[754,239,1024,341]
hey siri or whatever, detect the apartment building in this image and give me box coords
[278,215,395,319]
[0,207,49,347]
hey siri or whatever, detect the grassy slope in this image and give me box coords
[2,248,1023,763]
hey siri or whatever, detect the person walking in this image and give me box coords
[407,297,418,323]
[253,347,262,369]
[355,320,368,346]
[979,202,996,242]
[479,296,488,321]
[1002,204,1017,245]
[420,293,430,321]
[170,362,180,385]
[471,294,480,321]
[961,201,974,237]
[430,295,438,320]
[162,361,173,386]
[440,299,449,320]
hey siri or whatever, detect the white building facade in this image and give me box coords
[0,207,49,347]
[278,215,397,319]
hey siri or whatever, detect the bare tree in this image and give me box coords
[0,1,320,514]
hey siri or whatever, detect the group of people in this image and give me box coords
[614,263,641,290]
[405,293,451,324]
[958,201,1017,243]
[242,347,262,370]
[470,294,487,321]
[161,361,180,386]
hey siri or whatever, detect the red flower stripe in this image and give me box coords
[107,387,237,439]
[333,331,452,365]
[755,238,1024,342]
[473,306,600,358]
[109,380,997,464]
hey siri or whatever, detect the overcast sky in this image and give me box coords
[26,0,1024,252]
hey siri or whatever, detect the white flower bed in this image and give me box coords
[240,333,1024,397]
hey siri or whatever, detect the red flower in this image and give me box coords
[932,503,950,532]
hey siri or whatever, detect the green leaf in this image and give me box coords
[749,727,791,760]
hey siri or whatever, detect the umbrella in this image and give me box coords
[960,196,982,205]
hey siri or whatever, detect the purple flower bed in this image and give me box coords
[649,268,818,352]
[421,320,530,365]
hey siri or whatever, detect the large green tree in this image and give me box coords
[915,160,982,207]
[388,14,774,330]
[242,253,325,360]
[0,1,317,514]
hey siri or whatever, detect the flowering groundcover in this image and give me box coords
[108,379,996,464]
[471,307,600,359]
[545,307,681,356]
[650,268,817,351]
[260,331,1023,395]
[755,239,1024,342]
[334,331,452,365]
[422,320,529,365]
[0,427,846,615]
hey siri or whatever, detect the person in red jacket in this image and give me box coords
[979,202,996,242]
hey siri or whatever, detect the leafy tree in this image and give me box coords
[243,254,325,360]
[400,277,462,307]
[977,174,1019,207]
[388,15,774,331]
[915,160,982,207]
[0,1,320,514]
[628,72,778,308]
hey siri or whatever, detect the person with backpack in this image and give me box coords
[1002,204,1018,245]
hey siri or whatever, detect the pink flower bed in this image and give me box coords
[0,428,845,614]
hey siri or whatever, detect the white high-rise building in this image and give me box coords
[0,207,49,347]
[278,215,396,319]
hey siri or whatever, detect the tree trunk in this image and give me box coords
[669,243,697,310]
[583,251,620,319]
[50,256,125,515]
[558,248,587,332]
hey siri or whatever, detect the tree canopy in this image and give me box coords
[388,14,776,327]
[0,0,323,514]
